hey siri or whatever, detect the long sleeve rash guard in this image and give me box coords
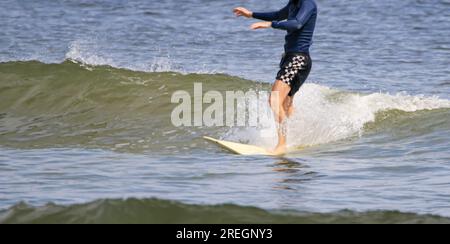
[253,0,317,53]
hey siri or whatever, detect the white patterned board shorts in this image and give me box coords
[276,52,312,97]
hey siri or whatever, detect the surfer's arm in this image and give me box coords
[252,4,289,21]
[271,1,315,31]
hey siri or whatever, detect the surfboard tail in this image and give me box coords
[203,136,276,156]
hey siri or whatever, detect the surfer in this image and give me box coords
[234,0,317,155]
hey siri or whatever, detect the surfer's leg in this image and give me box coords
[270,53,311,155]
[284,95,294,118]
[270,80,291,155]
[279,53,311,123]
[270,80,290,123]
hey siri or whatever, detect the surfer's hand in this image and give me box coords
[233,7,253,18]
[251,22,272,30]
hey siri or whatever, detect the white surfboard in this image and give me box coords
[203,136,277,156]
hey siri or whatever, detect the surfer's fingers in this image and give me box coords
[233,7,245,15]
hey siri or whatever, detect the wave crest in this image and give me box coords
[0,61,449,152]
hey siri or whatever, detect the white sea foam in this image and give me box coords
[225,84,450,148]
[65,40,116,68]
[64,39,219,75]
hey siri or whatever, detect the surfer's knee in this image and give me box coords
[283,103,291,113]
[283,96,293,110]
[269,99,278,114]
[269,93,282,112]
[270,80,283,103]
[270,80,291,115]
[269,92,277,109]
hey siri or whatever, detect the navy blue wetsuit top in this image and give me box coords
[253,0,317,54]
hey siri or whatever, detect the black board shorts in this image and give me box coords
[276,52,312,97]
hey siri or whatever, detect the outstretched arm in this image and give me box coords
[252,4,289,21]
[233,4,289,21]
[272,1,316,31]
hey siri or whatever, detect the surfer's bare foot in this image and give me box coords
[271,144,287,156]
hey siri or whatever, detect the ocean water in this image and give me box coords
[0,0,449,223]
